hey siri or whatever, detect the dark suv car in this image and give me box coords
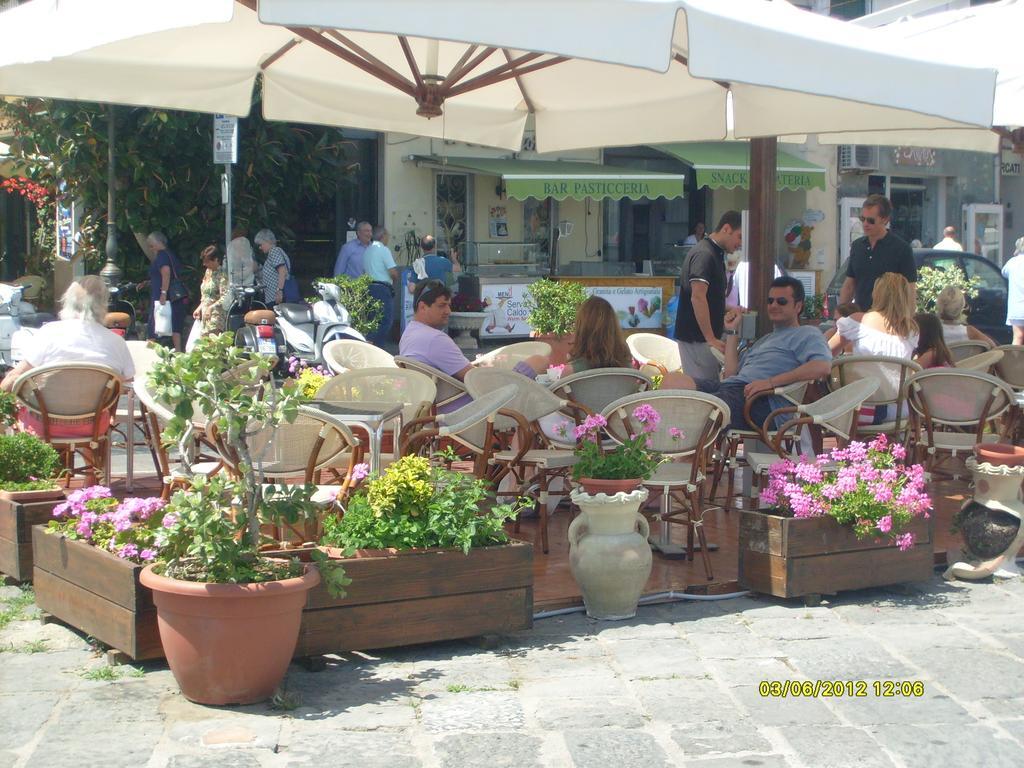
[824,248,1010,344]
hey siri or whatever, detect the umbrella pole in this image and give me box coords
[748,138,777,337]
[223,164,233,287]
[99,105,122,286]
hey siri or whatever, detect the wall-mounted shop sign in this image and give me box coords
[1002,150,1022,176]
[893,146,936,167]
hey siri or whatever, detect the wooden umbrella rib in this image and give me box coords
[289,26,417,97]
[260,38,302,71]
[673,52,729,90]
[397,35,425,91]
[444,44,480,88]
[502,48,536,114]
[446,55,567,99]
[325,30,418,91]
[440,46,500,92]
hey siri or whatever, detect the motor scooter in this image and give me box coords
[0,283,55,371]
[273,282,365,367]
[234,307,288,369]
[104,282,139,339]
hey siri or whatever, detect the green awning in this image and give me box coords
[414,156,685,201]
[653,143,826,192]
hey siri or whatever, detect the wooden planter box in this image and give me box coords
[0,492,64,583]
[31,527,162,660]
[287,540,533,656]
[738,510,934,599]
[32,531,533,661]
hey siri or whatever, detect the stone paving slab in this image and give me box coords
[3,575,1024,766]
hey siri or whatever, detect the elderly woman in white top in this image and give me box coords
[934,285,995,347]
[1,275,134,392]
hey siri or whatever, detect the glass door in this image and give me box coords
[889,178,926,246]
[839,196,866,266]
[962,203,1004,264]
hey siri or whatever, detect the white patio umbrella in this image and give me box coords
[808,0,1024,153]
[0,0,998,153]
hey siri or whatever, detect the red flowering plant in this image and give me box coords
[0,177,52,208]
[47,486,169,564]
[450,293,485,312]
[760,434,931,551]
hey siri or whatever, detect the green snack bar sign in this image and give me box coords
[695,168,825,191]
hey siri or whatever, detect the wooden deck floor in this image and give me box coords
[106,470,987,613]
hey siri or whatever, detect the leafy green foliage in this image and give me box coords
[313,275,383,336]
[0,432,61,485]
[321,455,523,553]
[0,587,36,630]
[524,279,589,336]
[0,88,357,284]
[801,293,825,321]
[916,265,980,315]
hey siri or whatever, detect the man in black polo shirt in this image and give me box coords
[674,210,742,380]
[839,194,917,311]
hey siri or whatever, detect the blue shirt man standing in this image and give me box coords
[333,221,372,278]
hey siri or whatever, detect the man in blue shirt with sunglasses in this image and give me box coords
[672,276,831,430]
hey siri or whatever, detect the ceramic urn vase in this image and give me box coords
[568,487,652,620]
[446,312,487,350]
[945,455,1024,581]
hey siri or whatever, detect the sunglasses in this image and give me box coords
[858,215,879,225]
[766,296,790,306]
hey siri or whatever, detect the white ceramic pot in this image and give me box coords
[447,312,487,350]
[568,488,652,620]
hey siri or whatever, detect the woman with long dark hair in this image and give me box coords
[564,296,632,374]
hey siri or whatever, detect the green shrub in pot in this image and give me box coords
[524,279,589,336]
[0,431,62,492]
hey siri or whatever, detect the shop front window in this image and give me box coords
[435,173,469,259]
[890,177,926,245]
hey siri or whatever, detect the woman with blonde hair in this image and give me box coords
[563,296,631,374]
[934,285,994,346]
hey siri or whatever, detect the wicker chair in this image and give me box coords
[707,381,809,511]
[111,340,164,489]
[475,341,552,370]
[602,391,730,579]
[948,338,994,362]
[906,369,1016,476]
[316,366,436,463]
[955,349,1004,373]
[11,362,122,485]
[212,405,364,544]
[400,385,518,478]
[465,368,575,553]
[132,378,224,499]
[994,345,1024,391]
[322,338,397,375]
[828,355,922,445]
[395,355,469,412]
[743,378,881,491]
[626,333,683,376]
[549,367,653,420]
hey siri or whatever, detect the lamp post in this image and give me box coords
[98,105,122,286]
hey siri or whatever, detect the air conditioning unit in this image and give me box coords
[838,145,879,173]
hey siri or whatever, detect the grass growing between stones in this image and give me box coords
[80,664,144,681]
[0,587,36,630]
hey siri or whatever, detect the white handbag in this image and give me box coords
[153,301,173,336]
[185,318,204,352]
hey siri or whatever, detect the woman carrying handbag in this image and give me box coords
[141,231,189,351]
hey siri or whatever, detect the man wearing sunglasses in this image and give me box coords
[400,280,548,410]
[669,276,830,430]
[839,194,916,311]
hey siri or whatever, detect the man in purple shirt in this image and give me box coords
[333,221,372,278]
[399,281,548,409]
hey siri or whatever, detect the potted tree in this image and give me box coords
[524,279,588,365]
[143,333,346,705]
[314,274,384,339]
[740,434,934,600]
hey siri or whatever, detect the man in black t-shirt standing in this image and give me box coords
[674,210,743,380]
[839,194,917,311]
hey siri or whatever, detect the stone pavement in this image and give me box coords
[3,574,1024,768]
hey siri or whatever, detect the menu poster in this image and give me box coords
[478,283,663,338]
[488,206,509,238]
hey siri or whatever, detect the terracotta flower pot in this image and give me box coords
[578,477,642,496]
[974,444,1024,468]
[140,563,320,705]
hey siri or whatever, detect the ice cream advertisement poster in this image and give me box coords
[480,282,663,338]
